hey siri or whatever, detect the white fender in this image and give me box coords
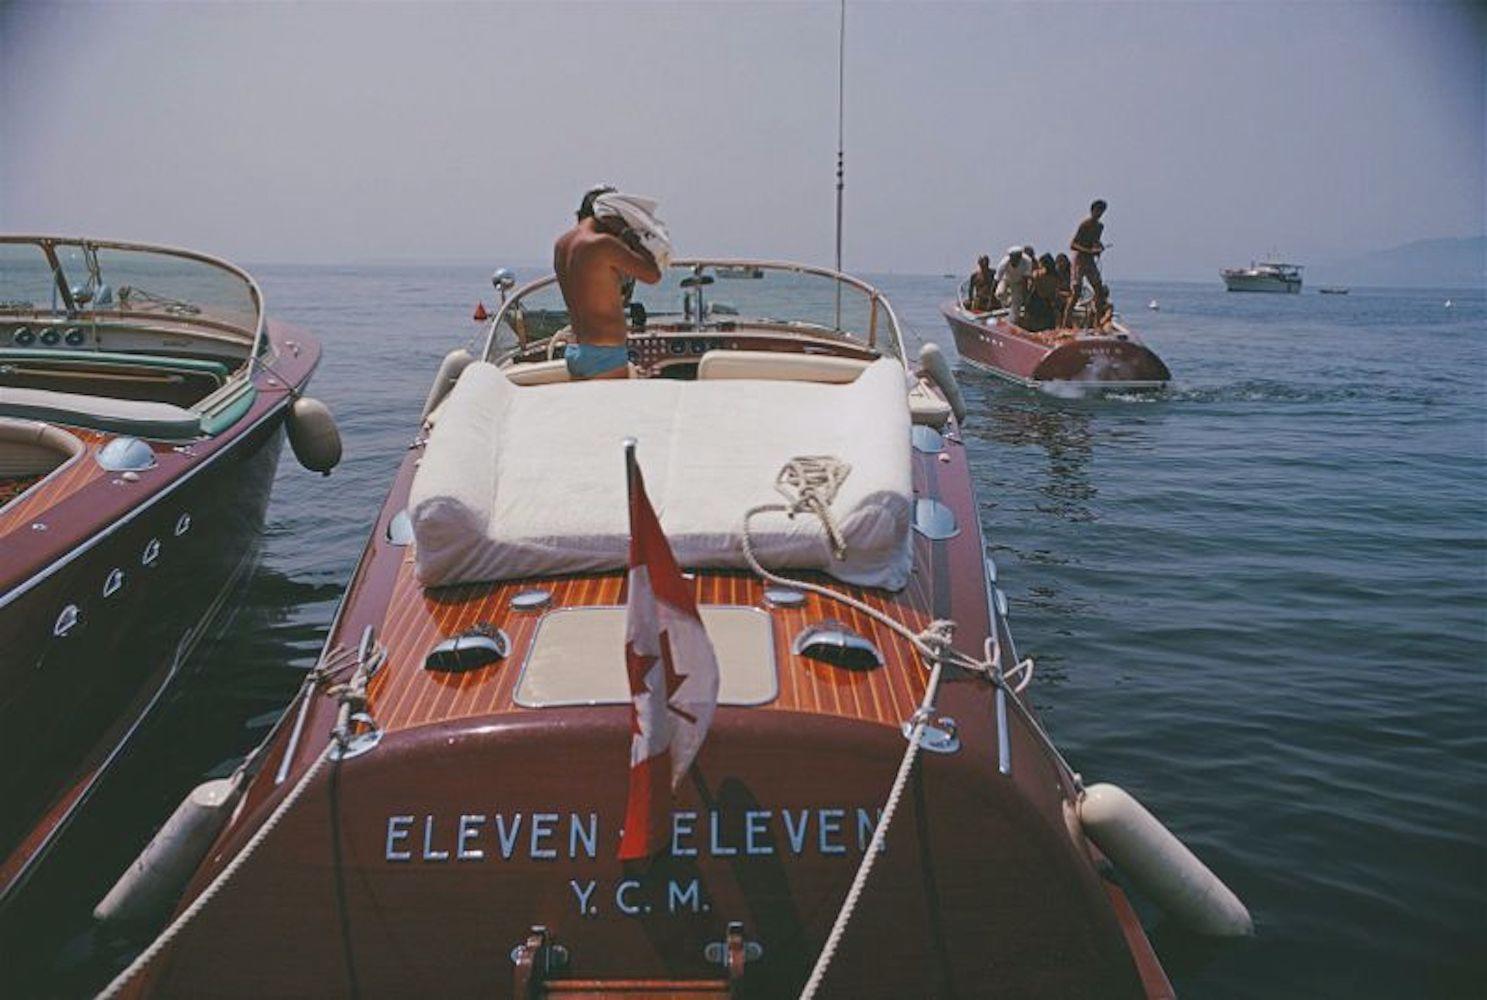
[918,342,967,425]
[94,774,244,927]
[286,396,342,475]
[1079,782,1253,937]
[420,348,475,422]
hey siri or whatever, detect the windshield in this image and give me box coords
[488,261,903,362]
[0,238,261,339]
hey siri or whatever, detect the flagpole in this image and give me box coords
[623,437,638,499]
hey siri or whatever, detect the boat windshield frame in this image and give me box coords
[0,234,267,365]
[480,258,908,365]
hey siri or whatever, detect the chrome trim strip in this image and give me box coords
[0,392,294,610]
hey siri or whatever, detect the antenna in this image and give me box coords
[834,0,846,327]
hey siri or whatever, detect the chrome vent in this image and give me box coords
[97,436,156,472]
[912,497,959,539]
[792,621,883,670]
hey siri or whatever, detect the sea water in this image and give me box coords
[7,267,1483,998]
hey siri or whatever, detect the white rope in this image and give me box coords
[736,456,999,997]
[96,741,337,999]
[798,661,942,1000]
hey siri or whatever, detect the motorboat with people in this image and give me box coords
[97,260,1246,998]
[1221,259,1303,293]
[941,285,1171,391]
[0,236,339,910]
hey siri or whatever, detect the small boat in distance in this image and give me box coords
[0,235,338,908]
[942,286,1170,391]
[1222,258,1303,293]
[1318,286,1350,295]
[95,259,1247,998]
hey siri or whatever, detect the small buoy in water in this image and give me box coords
[287,396,342,475]
[1444,299,1453,308]
[421,348,475,421]
[94,775,244,927]
[1148,300,1159,311]
[473,301,489,322]
[1079,782,1252,937]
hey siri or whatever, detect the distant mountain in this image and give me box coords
[1310,236,1486,289]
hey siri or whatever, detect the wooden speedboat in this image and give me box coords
[0,236,338,908]
[941,296,1170,391]
[101,260,1244,999]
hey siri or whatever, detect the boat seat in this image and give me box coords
[409,358,913,590]
[0,386,202,440]
[696,350,868,383]
[505,360,573,386]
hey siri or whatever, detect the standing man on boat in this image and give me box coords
[966,255,997,311]
[995,246,1032,323]
[1062,199,1107,328]
[554,186,669,379]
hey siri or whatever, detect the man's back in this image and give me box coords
[553,220,661,347]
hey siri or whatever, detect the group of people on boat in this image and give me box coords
[964,199,1112,332]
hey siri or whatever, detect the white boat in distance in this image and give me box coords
[1222,259,1303,293]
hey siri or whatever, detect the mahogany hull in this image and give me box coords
[0,322,320,906]
[942,303,1170,389]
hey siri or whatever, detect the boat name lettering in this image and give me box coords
[384,806,885,864]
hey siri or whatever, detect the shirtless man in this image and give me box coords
[966,255,996,311]
[1062,199,1107,328]
[553,186,663,379]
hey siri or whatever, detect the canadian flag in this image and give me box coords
[618,442,720,861]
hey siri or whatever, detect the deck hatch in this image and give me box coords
[514,605,777,708]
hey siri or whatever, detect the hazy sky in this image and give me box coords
[2,1,1482,278]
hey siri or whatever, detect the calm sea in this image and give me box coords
[7,268,1484,997]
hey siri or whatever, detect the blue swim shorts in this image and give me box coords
[564,343,630,379]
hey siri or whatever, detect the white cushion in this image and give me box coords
[409,359,913,590]
[697,350,868,383]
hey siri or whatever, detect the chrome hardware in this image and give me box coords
[792,621,883,670]
[911,424,944,454]
[53,604,80,637]
[913,497,959,539]
[103,568,125,597]
[40,328,59,346]
[64,327,85,347]
[386,509,414,545]
[174,513,191,536]
[13,326,34,346]
[426,626,509,673]
[510,589,552,612]
[30,521,46,531]
[330,712,382,760]
[97,436,156,472]
[492,268,517,303]
[510,926,569,995]
[903,714,960,754]
[763,586,805,609]
[141,538,160,566]
[704,922,763,972]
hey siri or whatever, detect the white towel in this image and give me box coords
[593,191,673,271]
